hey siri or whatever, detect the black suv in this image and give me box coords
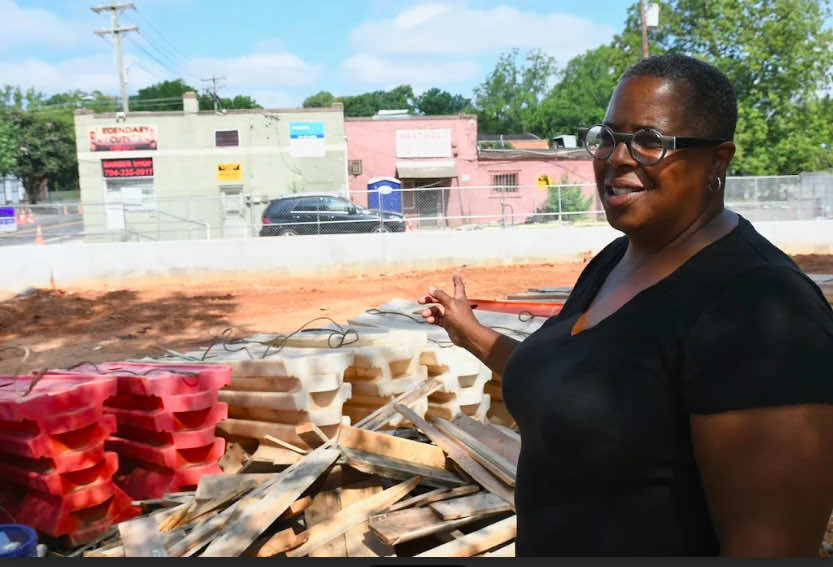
[259,194,409,236]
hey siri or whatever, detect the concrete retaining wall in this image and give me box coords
[3,219,832,293]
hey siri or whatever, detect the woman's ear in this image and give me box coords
[712,141,736,179]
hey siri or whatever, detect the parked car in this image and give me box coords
[259,194,409,236]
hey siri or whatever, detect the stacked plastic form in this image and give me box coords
[0,372,138,546]
[70,362,232,501]
[142,347,352,456]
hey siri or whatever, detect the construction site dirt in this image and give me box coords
[2,253,831,375]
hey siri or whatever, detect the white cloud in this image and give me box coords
[0,0,84,48]
[185,52,321,90]
[349,3,615,63]
[0,54,148,94]
[341,53,479,88]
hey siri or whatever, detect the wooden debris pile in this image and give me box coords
[80,379,520,558]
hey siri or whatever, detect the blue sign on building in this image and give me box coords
[289,122,326,157]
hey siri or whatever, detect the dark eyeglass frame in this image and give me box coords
[577,124,730,166]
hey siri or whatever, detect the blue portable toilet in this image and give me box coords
[367,177,402,213]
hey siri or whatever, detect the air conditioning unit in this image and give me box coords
[349,160,363,176]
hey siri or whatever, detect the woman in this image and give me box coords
[418,54,833,556]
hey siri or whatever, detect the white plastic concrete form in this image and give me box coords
[3,219,833,293]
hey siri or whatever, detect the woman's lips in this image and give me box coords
[604,184,646,206]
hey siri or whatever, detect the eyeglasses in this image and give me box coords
[577,124,730,166]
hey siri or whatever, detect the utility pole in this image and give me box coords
[92,2,138,115]
[639,0,650,58]
[201,75,227,112]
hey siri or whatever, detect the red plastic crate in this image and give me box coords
[105,436,225,469]
[114,458,223,500]
[0,451,118,495]
[0,373,116,425]
[0,414,116,459]
[105,400,228,432]
[69,362,231,397]
[0,478,138,540]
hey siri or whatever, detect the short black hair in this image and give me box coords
[621,53,737,140]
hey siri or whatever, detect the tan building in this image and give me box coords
[73,92,347,241]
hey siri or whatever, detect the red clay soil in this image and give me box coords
[0,261,585,375]
[2,253,832,376]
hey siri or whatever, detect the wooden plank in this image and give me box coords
[282,495,313,519]
[296,422,331,448]
[340,447,464,488]
[218,441,248,474]
[119,516,168,557]
[339,481,396,558]
[429,492,512,520]
[338,424,447,469]
[368,507,498,546]
[285,476,420,557]
[305,489,348,557]
[195,473,278,500]
[199,447,340,557]
[416,515,517,557]
[249,443,302,465]
[216,418,338,450]
[451,413,520,465]
[480,542,515,557]
[254,528,309,557]
[355,378,442,430]
[385,484,480,513]
[264,434,308,455]
[433,417,516,486]
[395,404,515,508]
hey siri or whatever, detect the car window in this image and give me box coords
[321,197,352,213]
[292,197,321,212]
[265,200,292,216]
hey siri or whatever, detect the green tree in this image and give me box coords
[472,49,557,135]
[415,88,471,115]
[539,174,593,220]
[0,109,77,203]
[614,0,833,174]
[531,45,624,139]
[340,85,416,117]
[302,90,336,108]
[130,79,196,111]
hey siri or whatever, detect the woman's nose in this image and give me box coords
[608,140,636,166]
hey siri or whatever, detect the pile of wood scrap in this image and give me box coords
[81,379,520,558]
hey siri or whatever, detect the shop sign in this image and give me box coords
[101,158,154,178]
[89,125,157,152]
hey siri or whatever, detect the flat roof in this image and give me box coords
[74,106,343,119]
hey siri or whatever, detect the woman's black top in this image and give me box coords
[502,215,833,556]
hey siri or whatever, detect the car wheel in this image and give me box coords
[370,225,389,233]
[279,228,298,236]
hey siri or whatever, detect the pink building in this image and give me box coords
[344,113,599,227]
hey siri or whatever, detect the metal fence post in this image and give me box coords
[558,185,563,223]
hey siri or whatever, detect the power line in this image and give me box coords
[126,34,184,79]
[92,2,138,114]
[131,8,190,66]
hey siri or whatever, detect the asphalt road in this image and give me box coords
[0,212,84,246]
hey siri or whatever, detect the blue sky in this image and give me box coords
[1,0,634,108]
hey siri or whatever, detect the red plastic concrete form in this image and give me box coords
[70,362,232,397]
[0,477,137,542]
[468,298,564,318]
[114,458,223,500]
[0,373,137,544]
[73,362,233,501]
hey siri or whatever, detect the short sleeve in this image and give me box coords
[680,266,833,414]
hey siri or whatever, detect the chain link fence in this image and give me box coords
[2,174,830,246]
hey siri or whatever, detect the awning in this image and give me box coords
[395,160,458,179]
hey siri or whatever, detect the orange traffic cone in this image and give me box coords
[34,225,43,245]
[77,203,83,215]
[16,210,24,225]
[27,210,34,224]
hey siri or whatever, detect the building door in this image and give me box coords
[105,177,154,232]
[401,178,451,227]
[220,185,247,238]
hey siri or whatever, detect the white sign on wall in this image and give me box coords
[396,128,452,158]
